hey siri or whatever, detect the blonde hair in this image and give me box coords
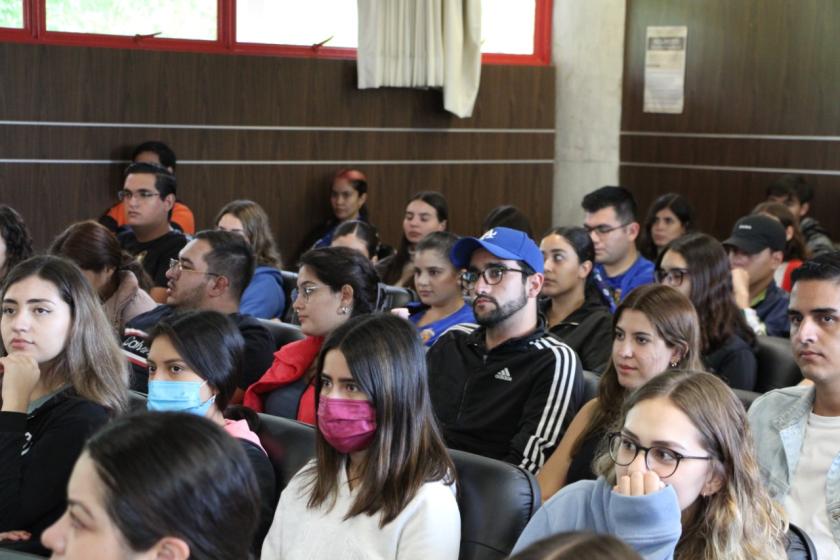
[595,371,788,560]
[1,256,129,413]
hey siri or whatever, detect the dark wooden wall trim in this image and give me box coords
[620,1,840,241]
[0,43,555,256]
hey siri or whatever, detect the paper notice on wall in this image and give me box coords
[643,26,687,114]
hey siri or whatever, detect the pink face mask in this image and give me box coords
[317,397,377,454]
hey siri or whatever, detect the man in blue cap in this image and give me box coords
[426,227,584,474]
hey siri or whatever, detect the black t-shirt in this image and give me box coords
[118,230,187,288]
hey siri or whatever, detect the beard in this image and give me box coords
[473,289,528,328]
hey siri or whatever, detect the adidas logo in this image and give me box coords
[494,368,513,382]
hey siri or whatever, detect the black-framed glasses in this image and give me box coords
[655,267,690,287]
[168,259,221,277]
[460,265,527,287]
[607,432,713,479]
[583,222,631,237]
[117,189,160,201]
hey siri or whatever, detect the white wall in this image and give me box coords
[552,0,626,227]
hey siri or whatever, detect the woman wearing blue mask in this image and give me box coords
[145,310,276,555]
[261,314,460,559]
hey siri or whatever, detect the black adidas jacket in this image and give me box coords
[427,322,583,474]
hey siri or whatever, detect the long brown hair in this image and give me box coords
[572,284,702,457]
[50,220,153,293]
[595,371,788,560]
[215,199,283,269]
[0,256,129,413]
[304,314,455,527]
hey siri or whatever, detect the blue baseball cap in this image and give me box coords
[451,227,544,273]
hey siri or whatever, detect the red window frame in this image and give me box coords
[0,0,552,65]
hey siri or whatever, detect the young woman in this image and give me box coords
[261,313,460,559]
[377,191,448,287]
[752,201,810,293]
[42,412,260,560]
[537,284,701,500]
[50,220,157,332]
[515,371,788,560]
[540,227,613,372]
[0,256,129,555]
[244,246,380,423]
[144,310,276,553]
[638,194,693,261]
[330,220,381,262]
[657,233,758,390]
[216,199,286,319]
[405,231,474,346]
[0,205,33,283]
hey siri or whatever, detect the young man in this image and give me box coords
[426,227,584,474]
[748,251,840,559]
[117,162,188,303]
[766,174,834,256]
[724,214,790,337]
[121,230,274,395]
[581,186,654,312]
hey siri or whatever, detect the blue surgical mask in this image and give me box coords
[147,380,216,417]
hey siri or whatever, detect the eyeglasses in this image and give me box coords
[168,259,220,277]
[608,432,712,479]
[295,285,323,303]
[460,265,527,287]
[117,189,160,201]
[584,222,631,237]
[655,267,690,286]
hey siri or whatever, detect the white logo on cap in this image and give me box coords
[481,229,498,240]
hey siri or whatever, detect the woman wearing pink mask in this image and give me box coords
[261,314,460,559]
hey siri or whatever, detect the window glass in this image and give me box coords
[237,0,357,48]
[0,0,24,28]
[481,0,536,55]
[45,0,217,40]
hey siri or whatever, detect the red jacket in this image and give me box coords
[243,336,323,425]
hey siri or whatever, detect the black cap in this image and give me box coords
[723,214,786,255]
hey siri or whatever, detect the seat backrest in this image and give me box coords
[754,336,802,392]
[280,271,299,323]
[128,389,148,409]
[256,318,305,351]
[451,449,541,560]
[786,522,817,560]
[582,370,600,402]
[256,413,317,493]
[376,283,418,311]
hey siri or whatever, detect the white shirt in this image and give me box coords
[261,460,460,560]
[784,412,840,560]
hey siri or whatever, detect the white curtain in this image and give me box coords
[357,0,482,118]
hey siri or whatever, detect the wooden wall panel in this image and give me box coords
[0,43,555,257]
[620,0,840,241]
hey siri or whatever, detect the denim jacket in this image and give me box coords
[748,385,840,546]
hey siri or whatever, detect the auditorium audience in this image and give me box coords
[582,186,654,312]
[243,246,379,422]
[509,532,642,560]
[537,284,701,500]
[724,214,791,337]
[330,219,381,262]
[753,201,810,293]
[116,162,188,303]
[657,233,758,390]
[516,371,789,560]
[749,251,840,559]
[0,256,129,555]
[261,314,460,559]
[50,220,157,332]
[42,412,260,560]
[120,230,274,395]
[427,227,583,474]
[406,231,474,346]
[377,191,448,287]
[215,199,286,319]
[637,193,693,262]
[539,226,613,372]
[0,205,33,284]
[766,174,834,256]
[145,310,275,553]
